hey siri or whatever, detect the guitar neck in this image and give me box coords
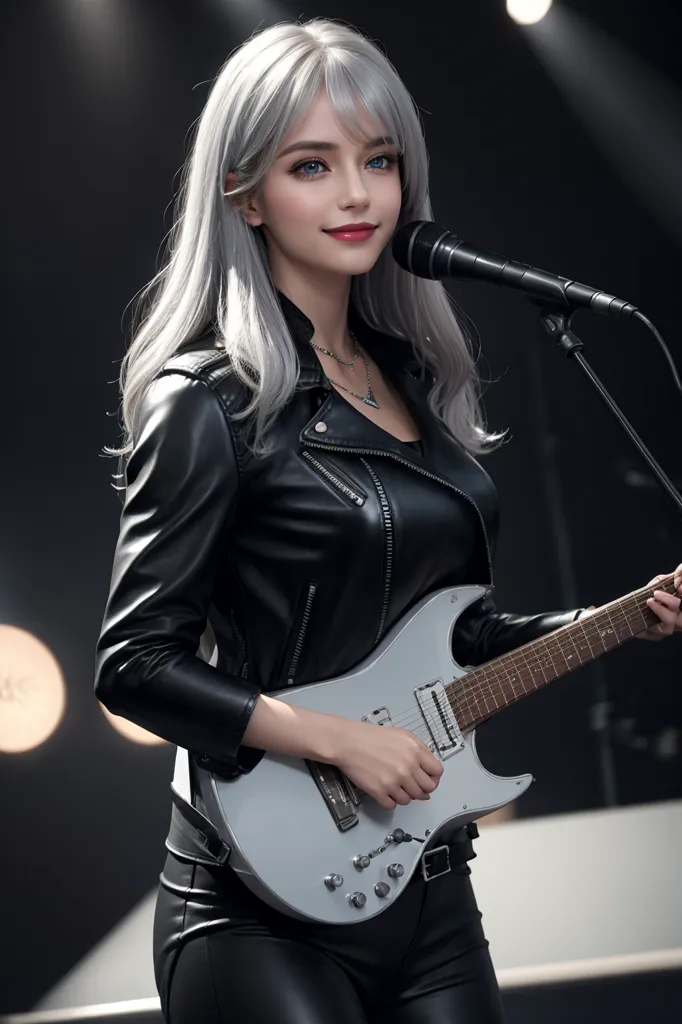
[446,574,677,731]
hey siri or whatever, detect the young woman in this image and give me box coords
[94,17,682,1024]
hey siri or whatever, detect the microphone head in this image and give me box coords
[392,221,454,279]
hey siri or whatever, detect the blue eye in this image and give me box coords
[291,154,398,179]
[296,159,325,177]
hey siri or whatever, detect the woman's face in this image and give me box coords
[227,87,403,292]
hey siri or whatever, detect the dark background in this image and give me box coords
[1,0,681,1012]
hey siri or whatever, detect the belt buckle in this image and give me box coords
[421,844,451,882]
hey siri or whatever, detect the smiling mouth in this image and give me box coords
[322,226,378,242]
[323,225,378,233]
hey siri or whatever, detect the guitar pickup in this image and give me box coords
[414,678,465,760]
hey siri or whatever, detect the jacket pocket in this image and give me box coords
[284,579,319,687]
[301,450,366,507]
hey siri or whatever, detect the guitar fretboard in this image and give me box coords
[446,575,678,731]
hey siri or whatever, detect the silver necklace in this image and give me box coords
[308,331,379,409]
[308,331,361,368]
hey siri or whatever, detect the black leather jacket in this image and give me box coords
[94,290,582,780]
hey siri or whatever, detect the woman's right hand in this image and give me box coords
[328,718,444,811]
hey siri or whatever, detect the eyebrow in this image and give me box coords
[277,135,395,159]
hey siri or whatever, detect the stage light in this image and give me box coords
[0,626,66,753]
[100,703,167,746]
[507,0,553,25]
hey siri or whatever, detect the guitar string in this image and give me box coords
[385,606,655,740]
[446,604,649,720]
[352,576,676,742]
[445,576,677,723]
[300,577,677,753]
[378,600,653,736]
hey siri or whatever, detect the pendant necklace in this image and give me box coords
[308,331,380,410]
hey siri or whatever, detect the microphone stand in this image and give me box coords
[539,310,682,513]
[533,307,682,807]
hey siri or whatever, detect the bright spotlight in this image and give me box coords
[0,626,66,753]
[507,0,554,25]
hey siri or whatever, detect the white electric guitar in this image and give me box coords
[195,574,675,925]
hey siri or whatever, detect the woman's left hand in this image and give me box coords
[637,564,682,641]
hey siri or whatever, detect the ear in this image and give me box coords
[224,171,264,227]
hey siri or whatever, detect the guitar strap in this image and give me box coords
[167,746,231,866]
[163,623,232,866]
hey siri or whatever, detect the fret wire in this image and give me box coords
[579,615,608,658]
[518,643,540,689]
[602,602,625,646]
[540,631,568,676]
[448,682,479,721]
[448,668,487,719]
[536,632,564,684]
[607,601,633,642]
[481,664,499,712]
[580,610,615,653]
[448,574,679,726]
[503,657,525,699]
[487,627,585,694]
[494,652,521,703]
[450,597,664,722]
[615,597,636,637]
[452,628,583,709]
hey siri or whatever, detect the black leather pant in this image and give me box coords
[153,814,506,1024]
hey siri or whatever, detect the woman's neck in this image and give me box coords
[272,273,355,361]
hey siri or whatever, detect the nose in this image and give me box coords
[336,162,371,210]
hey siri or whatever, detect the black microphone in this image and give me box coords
[392,220,638,319]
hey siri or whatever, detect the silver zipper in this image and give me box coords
[360,459,394,644]
[301,450,366,507]
[287,581,318,685]
[304,442,494,585]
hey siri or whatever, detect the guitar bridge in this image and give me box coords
[415,679,464,760]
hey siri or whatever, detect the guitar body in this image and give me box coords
[196,585,533,925]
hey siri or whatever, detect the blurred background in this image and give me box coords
[1,0,681,1019]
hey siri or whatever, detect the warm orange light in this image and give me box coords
[0,626,66,753]
[100,704,167,746]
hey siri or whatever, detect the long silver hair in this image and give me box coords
[108,17,505,462]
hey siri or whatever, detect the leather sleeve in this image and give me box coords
[94,372,261,773]
[451,594,586,668]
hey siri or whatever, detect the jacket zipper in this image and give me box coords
[300,450,366,507]
[304,442,494,585]
[360,459,394,644]
[286,581,319,686]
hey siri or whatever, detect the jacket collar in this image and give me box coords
[274,287,422,388]
[275,288,497,580]
[275,287,439,458]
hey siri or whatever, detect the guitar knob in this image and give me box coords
[324,873,344,891]
[348,891,367,908]
[387,863,404,879]
[374,882,391,898]
[353,855,371,870]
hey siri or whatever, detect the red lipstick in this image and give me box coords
[323,222,378,243]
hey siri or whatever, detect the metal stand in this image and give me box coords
[539,310,682,513]
[533,307,682,806]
